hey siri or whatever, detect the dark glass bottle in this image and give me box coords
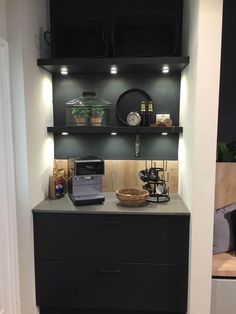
[140,100,147,127]
[147,100,154,126]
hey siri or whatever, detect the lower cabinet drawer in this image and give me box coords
[36,261,188,312]
[33,213,189,264]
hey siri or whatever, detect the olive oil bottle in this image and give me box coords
[147,100,154,126]
[140,100,147,127]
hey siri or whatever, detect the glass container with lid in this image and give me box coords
[66,92,111,126]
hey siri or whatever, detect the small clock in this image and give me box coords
[127,111,141,126]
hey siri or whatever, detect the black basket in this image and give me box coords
[112,13,178,57]
[51,19,109,58]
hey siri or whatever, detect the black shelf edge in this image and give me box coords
[47,126,183,135]
[37,56,189,74]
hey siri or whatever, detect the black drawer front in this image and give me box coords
[33,213,189,264]
[36,261,188,312]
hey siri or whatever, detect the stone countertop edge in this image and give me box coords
[32,193,190,215]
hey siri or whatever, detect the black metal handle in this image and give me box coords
[98,268,121,274]
[44,31,51,46]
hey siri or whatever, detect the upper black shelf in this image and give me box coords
[37,56,189,74]
[47,126,183,135]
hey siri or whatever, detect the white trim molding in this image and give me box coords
[0,37,21,314]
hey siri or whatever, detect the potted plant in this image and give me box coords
[90,107,104,126]
[71,107,90,125]
[217,143,236,162]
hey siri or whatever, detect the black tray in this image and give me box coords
[116,89,152,126]
[112,13,178,57]
[51,19,109,58]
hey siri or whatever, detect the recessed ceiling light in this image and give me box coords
[61,67,68,75]
[110,65,118,74]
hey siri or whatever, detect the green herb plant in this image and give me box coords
[71,107,90,118]
[91,107,104,118]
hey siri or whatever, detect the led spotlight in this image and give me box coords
[110,65,118,74]
[61,67,68,75]
[162,65,169,74]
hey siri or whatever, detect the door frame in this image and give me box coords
[0,37,21,314]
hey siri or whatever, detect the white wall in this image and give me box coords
[0,0,7,40]
[20,0,53,208]
[0,38,21,314]
[6,0,53,313]
[179,0,223,313]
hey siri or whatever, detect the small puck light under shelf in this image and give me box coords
[60,67,68,75]
[162,65,169,73]
[110,65,118,74]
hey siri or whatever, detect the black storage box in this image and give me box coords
[51,19,109,58]
[112,14,179,57]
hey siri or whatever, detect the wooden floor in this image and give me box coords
[212,251,236,277]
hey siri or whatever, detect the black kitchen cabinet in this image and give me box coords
[33,211,189,314]
[36,261,187,312]
[49,0,184,59]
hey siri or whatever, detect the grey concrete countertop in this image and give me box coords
[32,193,189,215]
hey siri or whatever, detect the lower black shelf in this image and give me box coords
[47,126,183,135]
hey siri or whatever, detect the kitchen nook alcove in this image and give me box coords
[33,1,190,314]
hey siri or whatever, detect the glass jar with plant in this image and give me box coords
[71,107,90,125]
[90,107,105,126]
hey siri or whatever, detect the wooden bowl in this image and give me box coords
[116,188,149,207]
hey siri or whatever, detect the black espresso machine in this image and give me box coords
[68,157,105,205]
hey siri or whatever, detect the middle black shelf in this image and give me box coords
[47,126,183,135]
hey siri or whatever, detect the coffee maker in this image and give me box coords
[68,157,105,205]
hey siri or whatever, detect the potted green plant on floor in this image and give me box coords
[71,107,90,125]
[90,107,104,126]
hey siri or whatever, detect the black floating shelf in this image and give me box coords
[38,56,189,74]
[47,126,183,135]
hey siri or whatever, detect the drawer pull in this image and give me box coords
[98,268,121,274]
[99,221,121,226]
